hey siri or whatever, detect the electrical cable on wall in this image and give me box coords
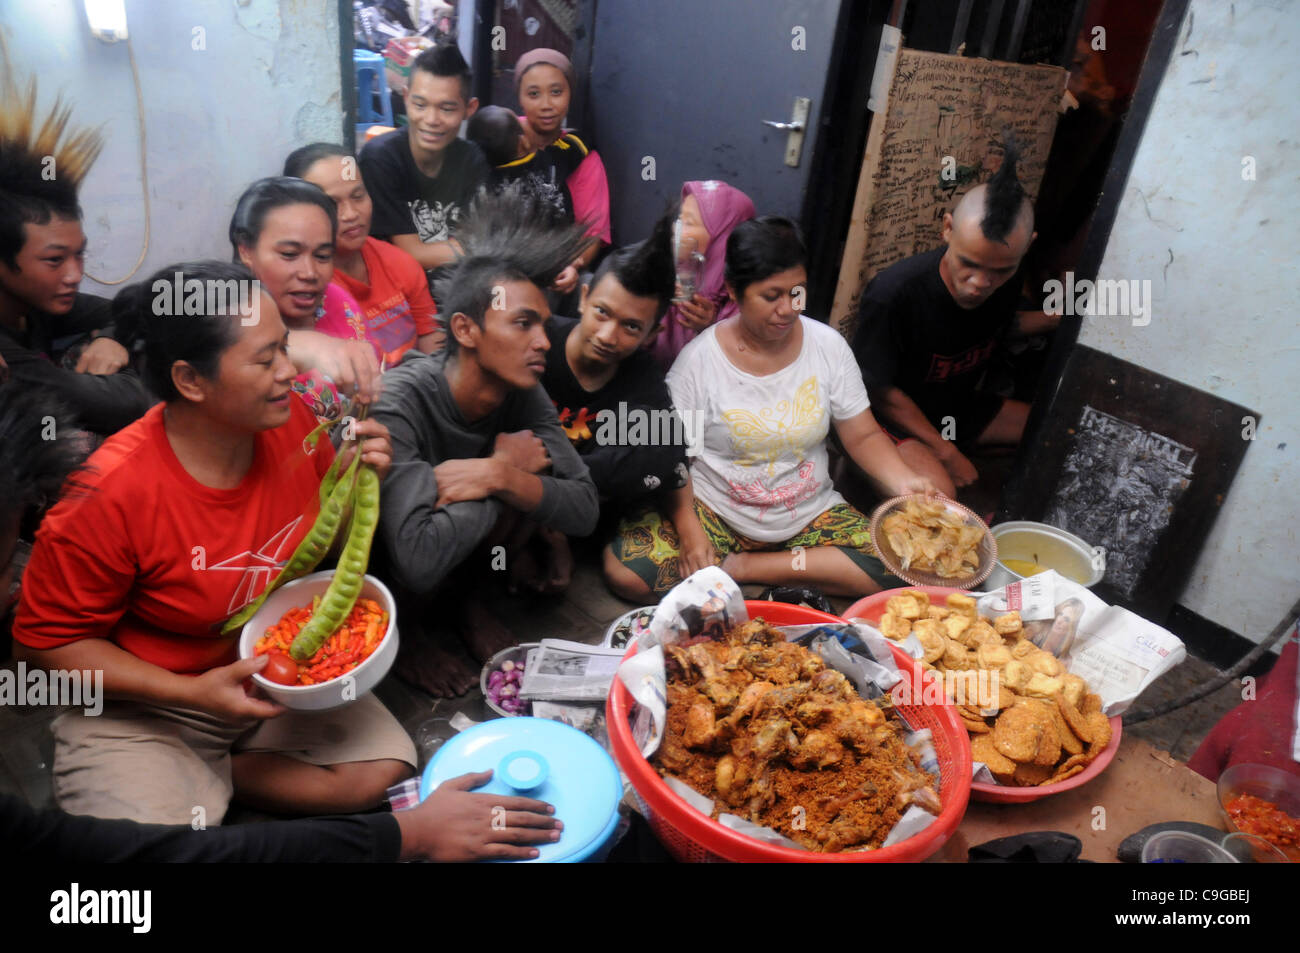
[86,35,150,285]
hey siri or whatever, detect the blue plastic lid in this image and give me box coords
[419,717,622,863]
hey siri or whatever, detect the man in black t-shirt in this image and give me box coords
[543,310,686,503]
[358,44,489,273]
[852,149,1057,498]
[527,225,684,593]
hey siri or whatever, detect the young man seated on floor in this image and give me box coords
[369,192,599,698]
[849,141,1058,503]
[0,73,151,436]
[528,213,689,594]
[358,43,488,276]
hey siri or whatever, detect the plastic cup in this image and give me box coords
[1141,830,1238,863]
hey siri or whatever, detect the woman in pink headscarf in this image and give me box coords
[648,180,756,371]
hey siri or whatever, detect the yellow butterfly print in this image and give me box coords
[720,376,825,475]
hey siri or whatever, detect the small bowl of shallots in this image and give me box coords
[480,642,539,717]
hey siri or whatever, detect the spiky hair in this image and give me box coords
[0,64,103,268]
[589,208,676,321]
[438,181,597,296]
[980,133,1028,244]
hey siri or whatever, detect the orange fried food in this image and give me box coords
[656,620,939,852]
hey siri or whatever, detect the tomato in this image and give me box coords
[262,652,300,686]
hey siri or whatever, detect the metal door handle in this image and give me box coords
[765,98,811,168]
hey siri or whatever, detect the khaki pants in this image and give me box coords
[52,694,417,825]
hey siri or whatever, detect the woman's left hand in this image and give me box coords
[338,417,393,482]
[551,264,580,295]
[675,294,717,332]
[289,331,382,405]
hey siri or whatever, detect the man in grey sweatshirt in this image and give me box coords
[370,254,599,696]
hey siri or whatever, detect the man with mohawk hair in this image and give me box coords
[851,139,1053,499]
[368,186,600,696]
[0,68,151,435]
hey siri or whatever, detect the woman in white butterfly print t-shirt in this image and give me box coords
[661,218,937,598]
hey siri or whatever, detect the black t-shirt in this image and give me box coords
[852,247,1019,427]
[359,130,490,243]
[489,132,589,225]
[0,293,152,436]
[542,317,688,501]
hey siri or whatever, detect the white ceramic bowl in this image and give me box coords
[238,570,398,711]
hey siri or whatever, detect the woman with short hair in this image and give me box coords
[607,218,936,600]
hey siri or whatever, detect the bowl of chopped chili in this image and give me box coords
[238,571,398,711]
[1217,762,1300,861]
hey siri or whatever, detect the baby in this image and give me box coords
[467,105,577,228]
[466,105,529,167]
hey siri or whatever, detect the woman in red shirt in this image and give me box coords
[284,143,444,361]
[10,261,414,825]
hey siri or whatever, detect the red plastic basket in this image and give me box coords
[605,600,972,862]
[844,588,1122,804]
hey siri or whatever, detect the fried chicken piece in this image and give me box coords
[809,668,857,701]
[685,642,741,707]
[742,640,808,683]
[726,680,775,727]
[715,754,749,802]
[731,618,785,645]
[684,702,720,749]
[656,621,937,852]
[752,716,798,760]
[794,697,844,727]
[753,682,811,717]
[789,730,846,769]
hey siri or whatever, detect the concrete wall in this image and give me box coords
[0,0,343,295]
[1080,0,1299,641]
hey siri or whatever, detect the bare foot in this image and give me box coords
[537,528,573,595]
[507,546,546,595]
[459,599,519,664]
[394,637,479,698]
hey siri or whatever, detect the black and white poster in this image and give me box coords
[1045,405,1196,599]
[1001,346,1254,621]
